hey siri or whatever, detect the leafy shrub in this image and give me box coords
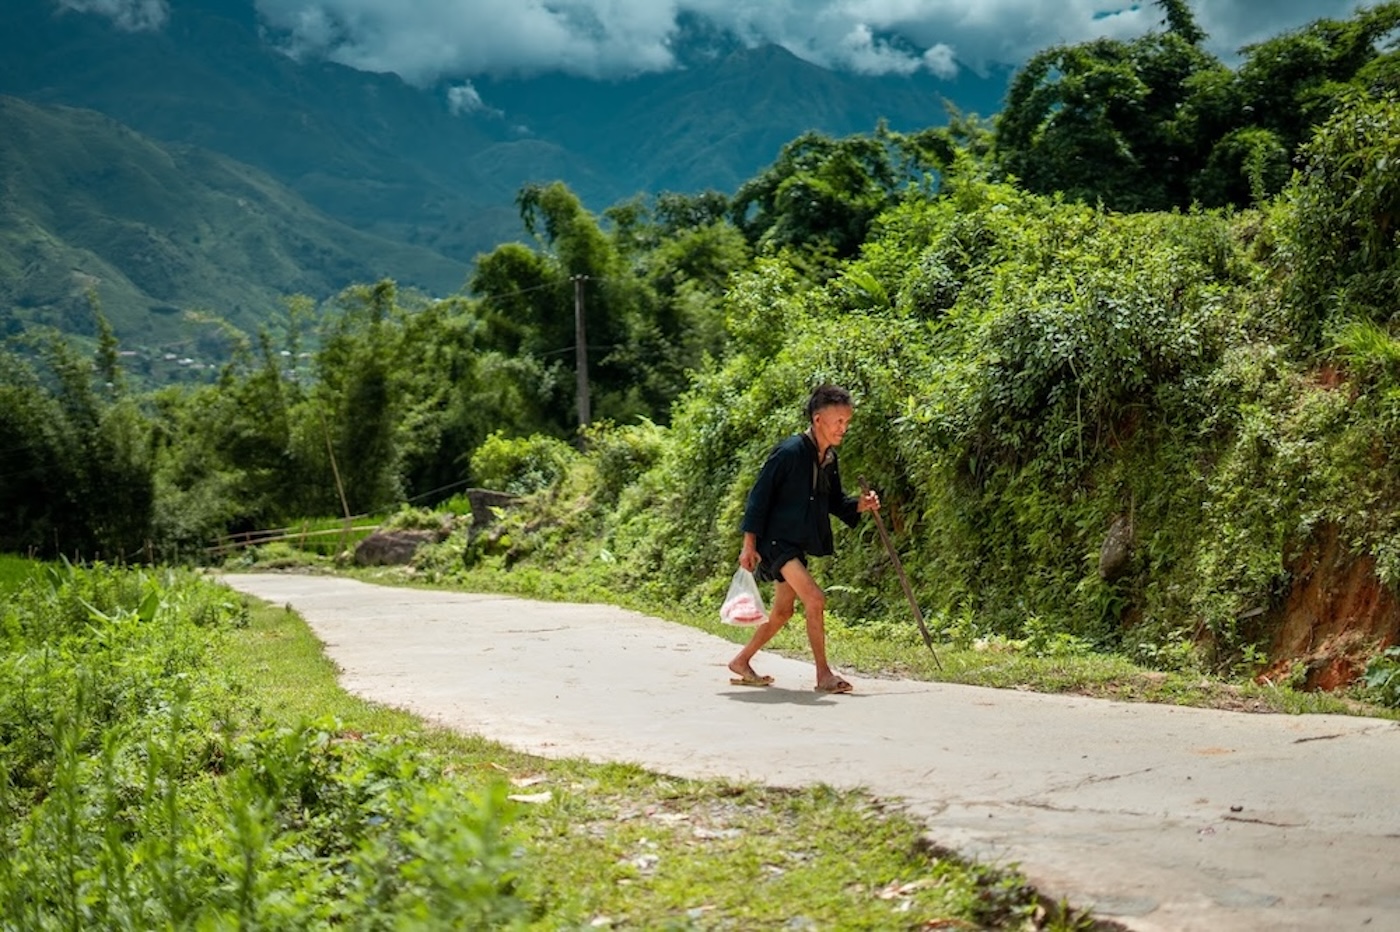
[1194,127,1291,207]
[0,562,525,929]
[1362,646,1400,707]
[381,505,455,533]
[470,431,580,496]
[439,491,477,516]
[1284,92,1400,338]
[582,418,665,505]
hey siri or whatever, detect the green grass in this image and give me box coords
[0,553,43,592]
[268,516,380,557]
[217,586,1101,930]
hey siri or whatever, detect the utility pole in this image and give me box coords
[318,403,354,555]
[573,274,591,428]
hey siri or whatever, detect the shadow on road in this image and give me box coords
[720,687,864,705]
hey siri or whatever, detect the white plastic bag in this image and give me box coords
[720,567,767,625]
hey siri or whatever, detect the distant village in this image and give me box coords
[115,348,313,382]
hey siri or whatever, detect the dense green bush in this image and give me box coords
[1363,646,1400,707]
[470,430,581,496]
[1284,92,1400,338]
[578,179,1250,653]
[582,418,666,506]
[0,562,524,929]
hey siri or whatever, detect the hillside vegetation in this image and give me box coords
[0,95,469,358]
[436,77,1396,690]
[3,2,1400,696]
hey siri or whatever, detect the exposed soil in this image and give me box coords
[1258,523,1400,691]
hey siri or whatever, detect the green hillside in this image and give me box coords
[475,44,1010,199]
[0,0,519,263]
[0,96,470,360]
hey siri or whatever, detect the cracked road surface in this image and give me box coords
[221,573,1400,931]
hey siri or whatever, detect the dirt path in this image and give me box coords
[221,573,1400,932]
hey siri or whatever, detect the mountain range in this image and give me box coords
[0,0,1012,356]
[0,95,470,361]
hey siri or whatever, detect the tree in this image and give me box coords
[1285,91,1400,340]
[0,332,154,560]
[1157,0,1206,46]
[313,280,403,515]
[731,130,907,260]
[1228,3,1400,160]
[0,352,70,555]
[897,103,996,175]
[474,181,720,430]
[995,2,1222,211]
[996,1,1400,210]
[654,190,731,237]
[470,242,567,358]
[390,296,530,503]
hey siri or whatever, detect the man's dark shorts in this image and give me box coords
[755,540,807,584]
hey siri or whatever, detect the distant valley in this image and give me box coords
[0,95,470,371]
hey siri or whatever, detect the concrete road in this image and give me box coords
[220,573,1400,931]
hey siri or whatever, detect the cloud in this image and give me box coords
[1194,0,1375,55]
[250,1,1370,84]
[55,0,169,31]
[446,81,501,118]
[255,0,679,83]
[922,44,960,80]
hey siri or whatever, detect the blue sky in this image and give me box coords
[60,0,1371,83]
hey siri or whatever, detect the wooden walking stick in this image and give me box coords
[859,477,942,669]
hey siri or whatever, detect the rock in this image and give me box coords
[1098,514,1134,580]
[353,529,440,566]
[464,488,518,528]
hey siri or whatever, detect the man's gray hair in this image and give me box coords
[805,384,853,420]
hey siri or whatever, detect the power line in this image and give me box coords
[471,277,572,305]
[471,272,638,306]
[536,342,625,358]
[403,477,474,505]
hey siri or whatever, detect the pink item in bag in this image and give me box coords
[720,568,767,625]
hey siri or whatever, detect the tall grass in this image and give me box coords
[0,554,40,592]
[0,559,523,929]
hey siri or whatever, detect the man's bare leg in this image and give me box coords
[728,561,851,691]
[729,581,795,681]
[774,559,848,690]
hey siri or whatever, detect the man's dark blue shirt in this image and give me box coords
[741,432,860,558]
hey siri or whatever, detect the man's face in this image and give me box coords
[813,404,854,448]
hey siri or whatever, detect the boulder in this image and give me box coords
[1098,514,1134,580]
[354,529,440,566]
